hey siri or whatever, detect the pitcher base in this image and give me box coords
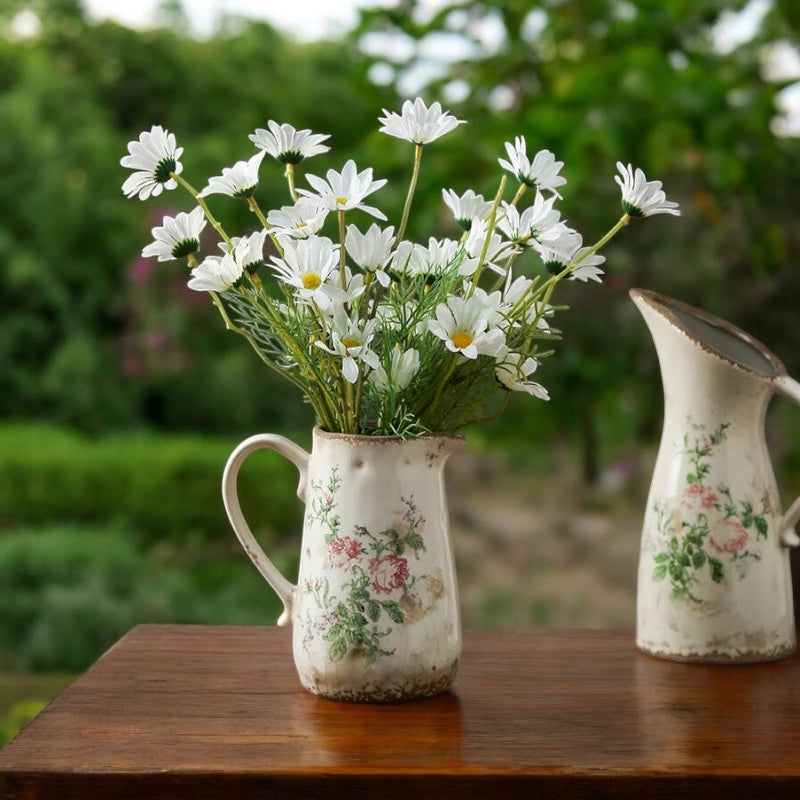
[301,659,459,703]
[636,640,796,664]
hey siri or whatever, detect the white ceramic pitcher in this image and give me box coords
[222,427,463,701]
[632,288,800,663]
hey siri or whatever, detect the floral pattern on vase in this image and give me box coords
[651,419,769,604]
[301,466,432,665]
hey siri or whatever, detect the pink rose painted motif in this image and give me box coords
[328,535,362,566]
[369,554,410,594]
[303,467,429,664]
[683,482,717,511]
[710,519,749,555]
[652,420,769,603]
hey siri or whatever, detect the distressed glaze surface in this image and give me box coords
[632,289,800,663]
[223,427,462,701]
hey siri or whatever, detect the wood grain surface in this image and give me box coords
[1,624,799,798]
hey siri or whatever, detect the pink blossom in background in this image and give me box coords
[129,256,154,284]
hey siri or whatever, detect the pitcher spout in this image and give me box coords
[630,288,786,388]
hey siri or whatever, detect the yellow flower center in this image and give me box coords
[297,220,308,228]
[335,196,348,206]
[452,331,474,349]
[341,337,360,350]
[302,273,322,290]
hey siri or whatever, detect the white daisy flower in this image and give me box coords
[615,162,681,217]
[229,230,267,273]
[428,295,507,360]
[267,197,329,240]
[187,251,243,292]
[534,229,605,282]
[371,347,420,394]
[322,266,366,309]
[299,159,387,220]
[121,125,184,200]
[345,223,395,287]
[249,121,331,164]
[197,150,266,198]
[378,97,465,145]
[442,189,492,230]
[496,195,563,247]
[498,137,566,196]
[502,274,533,305]
[315,309,380,384]
[392,237,462,278]
[496,353,550,400]
[269,236,339,309]
[472,286,505,328]
[463,219,508,277]
[569,257,606,283]
[142,207,206,261]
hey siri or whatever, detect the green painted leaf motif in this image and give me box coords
[366,599,381,622]
[335,602,351,623]
[381,600,404,624]
[404,532,426,555]
[323,624,343,641]
[329,636,347,662]
[652,563,667,581]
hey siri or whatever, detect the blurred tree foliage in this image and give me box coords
[0,0,395,433]
[2,0,800,477]
[352,0,800,476]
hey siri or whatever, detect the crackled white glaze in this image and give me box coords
[222,427,462,700]
[632,289,800,663]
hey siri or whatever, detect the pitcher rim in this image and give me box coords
[630,287,786,380]
[312,426,466,446]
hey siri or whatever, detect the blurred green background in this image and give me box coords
[3,0,800,741]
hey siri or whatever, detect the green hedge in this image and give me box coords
[0,524,291,671]
[0,424,306,546]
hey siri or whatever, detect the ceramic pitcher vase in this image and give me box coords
[632,288,800,663]
[222,427,463,701]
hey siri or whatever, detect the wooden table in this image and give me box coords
[2,625,800,799]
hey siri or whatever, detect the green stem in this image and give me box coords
[172,172,233,249]
[247,196,283,257]
[394,143,423,247]
[360,272,374,324]
[285,163,298,202]
[529,213,633,344]
[344,379,357,434]
[423,352,460,420]
[337,210,347,292]
[510,184,527,206]
[353,365,365,433]
[466,175,507,297]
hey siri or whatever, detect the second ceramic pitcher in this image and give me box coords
[632,288,800,663]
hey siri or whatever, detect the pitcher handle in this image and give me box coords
[222,434,310,624]
[774,376,800,547]
[779,498,800,548]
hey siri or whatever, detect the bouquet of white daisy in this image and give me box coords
[121,98,679,436]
